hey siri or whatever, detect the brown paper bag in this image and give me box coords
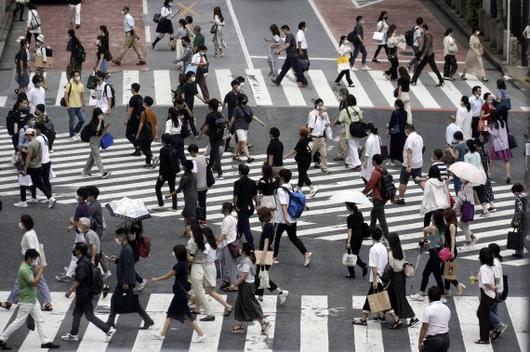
[367,290,391,313]
[255,250,273,265]
[34,56,53,68]
[443,261,458,281]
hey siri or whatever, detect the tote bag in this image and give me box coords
[367,290,391,313]
[443,261,458,281]
[372,31,384,42]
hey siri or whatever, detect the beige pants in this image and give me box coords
[115,32,145,63]
[311,137,327,170]
[400,92,412,124]
[190,263,212,316]
[336,126,347,159]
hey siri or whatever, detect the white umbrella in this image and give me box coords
[330,190,371,205]
[449,161,487,185]
[106,197,151,221]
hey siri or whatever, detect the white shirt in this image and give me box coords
[123,13,135,32]
[469,95,483,117]
[443,35,457,56]
[27,9,42,34]
[27,87,45,115]
[274,184,295,224]
[36,135,50,164]
[160,6,172,18]
[478,264,496,299]
[94,82,112,113]
[360,134,381,181]
[191,52,207,65]
[455,106,472,140]
[412,25,423,46]
[368,242,388,283]
[296,29,308,49]
[21,229,39,256]
[219,212,238,248]
[165,119,181,135]
[445,123,462,145]
[307,110,329,137]
[492,257,503,294]
[422,301,451,336]
[403,131,424,169]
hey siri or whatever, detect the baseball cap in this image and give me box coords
[24,128,36,136]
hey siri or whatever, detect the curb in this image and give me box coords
[0,2,15,67]
[429,0,529,93]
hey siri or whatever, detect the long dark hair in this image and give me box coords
[387,24,396,37]
[202,226,218,250]
[213,6,224,22]
[91,107,104,125]
[270,24,280,36]
[398,66,410,80]
[17,39,28,60]
[443,208,458,228]
[490,110,505,129]
[168,107,180,127]
[191,221,205,251]
[377,10,388,22]
[461,95,471,112]
[242,242,256,264]
[479,247,494,266]
[339,35,347,46]
[488,243,503,262]
[387,232,404,260]
[99,25,109,39]
[427,165,442,181]
[261,164,273,181]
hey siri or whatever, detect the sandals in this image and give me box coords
[390,320,402,329]
[223,307,233,317]
[352,318,367,325]
[261,321,271,335]
[0,302,11,310]
[232,323,245,334]
[474,339,490,345]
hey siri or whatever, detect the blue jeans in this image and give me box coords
[7,272,52,305]
[68,107,85,137]
[237,208,254,247]
[453,176,462,196]
[489,301,503,329]
[350,44,367,66]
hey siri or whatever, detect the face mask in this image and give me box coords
[168,2,172,6]
[18,222,25,230]
[121,11,125,15]
[115,238,121,246]
[190,76,196,82]
[475,31,480,36]
[242,100,248,105]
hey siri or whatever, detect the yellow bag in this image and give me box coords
[336,56,349,65]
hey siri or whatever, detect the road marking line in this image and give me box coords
[176,1,199,16]
[307,0,338,49]
[225,0,254,71]
[189,295,227,352]
[215,69,234,102]
[142,0,148,15]
[429,72,462,108]
[409,78,440,109]
[460,72,492,95]
[145,26,151,43]
[246,69,273,106]
[505,297,529,352]
[407,299,430,352]
[367,70,395,106]
[0,96,7,107]
[76,294,114,352]
[347,72,374,107]
[153,70,172,105]
[352,295,384,352]
[453,296,494,352]
[282,72,307,106]
[131,294,173,352]
[244,295,277,352]
[307,70,339,107]
[301,295,328,352]
[122,70,140,106]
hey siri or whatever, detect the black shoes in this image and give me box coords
[41,342,60,349]
[0,341,11,350]
[139,320,154,330]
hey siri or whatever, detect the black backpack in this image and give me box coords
[80,124,92,142]
[6,110,16,136]
[378,169,396,201]
[103,83,116,109]
[347,30,360,45]
[89,262,104,295]
[214,113,229,142]
[404,26,416,47]
[75,42,86,63]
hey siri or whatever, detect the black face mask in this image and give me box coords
[72,249,78,257]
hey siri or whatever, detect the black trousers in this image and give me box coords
[41,161,52,194]
[477,289,495,341]
[423,333,450,352]
[208,140,223,176]
[373,44,389,60]
[346,246,366,277]
[276,55,308,85]
[423,211,433,228]
[362,282,385,312]
[237,209,254,247]
[107,286,152,327]
[419,249,445,292]
[273,222,307,257]
[297,160,312,188]
[255,265,278,296]
[126,120,140,148]
[155,174,177,209]
[70,298,110,335]
[471,116,480,139]
[335,70,353,84]
[27,167,51,199]
[443,55,457,77]
[198,190,207,219]
[385,56,399,80]
[411,54,444,84]
[20,185,36,201]
[138,138,153,164]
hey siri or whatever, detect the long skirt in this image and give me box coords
[389,134,406,162]
[387,271,415,318]
[234,282,263,322]
[464,49,485,78]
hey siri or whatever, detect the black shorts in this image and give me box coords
[399,166,422,184]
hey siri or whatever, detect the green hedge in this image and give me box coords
[465,0,483,28]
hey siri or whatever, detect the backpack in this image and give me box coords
[347,30,360,45]
[80,124,92,143]
[280,186,307,219]
[378,169,396,201]
[138,235,151,258]
[214,113,230,142]
[404,26,417,47]
[45,47,53,57]
[347,107,367,138]
[6,110,16,136]
[75,42,86,63]
[89,262,104,295]
[103,83,116,109]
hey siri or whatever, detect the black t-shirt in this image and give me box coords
[398,77,410,92]
[347,212,364,235]
[183,82,198,111]
[173,261,190,292]
[15,51,28,73]
[294,137,311,164]
[267,139,284,167]
[128,94,144,121]
[286,33,298,57]
[223,91,240,118]
[259,223,274,251]
[204,111,223,142]
[233,176,257,211]
[257,177,277,196]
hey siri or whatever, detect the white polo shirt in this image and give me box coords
[403,131,424,169]
[296,29,308,49]
[445,123,462,145]
[368,242,388,283]
[123,13,135,32]
[478,264,496,299]
[307,110,329,137]
[36,134,50,164]
[422,301,451,336]
[469,95,483,117]
[274,184,295,224]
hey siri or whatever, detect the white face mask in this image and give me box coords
[18,222,25,230]
[190,76,196,82]
[475,31,480,36]
[115,238,121,246]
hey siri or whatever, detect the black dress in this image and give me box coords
[166,262,193,322]
[387,253,415,319]
[388,109,407,162]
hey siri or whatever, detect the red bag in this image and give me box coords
[138,235,151,258]
[449,195,456,207]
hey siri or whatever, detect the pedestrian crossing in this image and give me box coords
[0,67,525,111]
[0,291,527,351]
[0,129,526,266]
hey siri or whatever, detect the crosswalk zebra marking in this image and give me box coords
[453,296,494,352]
[307,70,339,107]
[130,293,173,352]
[407,298,429,352]
[352,295,384,352]
[505,297,529,352]
[243,295,277,352]
[145,26,151,44]
[0,96,7,108]
[281,72,306,106]
[215,69,234,102]
[429,72,461,108]
[189,295,227,352]
[123,70,140,106]
[461,74,492,95]
[367,70,395,106]
[409,78,440,109]
[76,294,114,352]
[54,72,68,107]
[153,70,172,106]
[247,69,273,106]
[347,72,374,108]
[300,295,328,352]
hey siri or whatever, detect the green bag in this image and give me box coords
[86,74,97,90]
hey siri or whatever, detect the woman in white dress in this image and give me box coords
[455,96,472,140]
[212,7,226,57]
[360,123,381,183]
[372,10,389,63]
[461,28,487,82]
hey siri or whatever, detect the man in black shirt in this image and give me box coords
[174,97,196,136]
[125,83,143,156]
[182,71,205,113]
[271,25,307,87]
[233,163,258,246]
[266,127,284,176]
[200,99,224,179]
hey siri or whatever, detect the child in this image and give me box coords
[232,242,271,335]
[150,244,206,343]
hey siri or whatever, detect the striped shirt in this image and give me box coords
[432,161,448,180]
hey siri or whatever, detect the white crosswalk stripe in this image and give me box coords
[0,130,525,266]
[0,292,526,351]
[0,68,523,110]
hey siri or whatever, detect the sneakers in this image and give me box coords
[278,290,289,305]
[0,340,11,350]
[304,252,313,267]
[409,293,425,301]
[148,332,164,340]
[309,186,319,198]
[470,234,479,246]
[105,327,116,343]
[394,198,405,205]
[192,335,207,343]
[81,171,92,177]
[48,197,56,209]
[457,283,466,295]
[40,342,60,349]
[101,172,112,179]
[215,175,224,180]
[151,157,160,169]
[61,334,79,341]
[361,65,371,70]
[13,201,28,208]
[321,169,331,174]
[26,197,38,204]
[135,279,147,293]
[408,318,420,327]
[55,274,72,282]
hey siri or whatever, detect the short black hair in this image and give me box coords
[472,85,481,95]
[479,247,494,266]
[35,122,46,132]
[131,83,140,93]
[188,143,199,154]
[416,17,424,25]
[182,160,194,171]
[173,244,188,262]
[496,79,507,90]
[231,79,239,87]
[85,185,100,199]
[115,227,128,237]
[24,248,40,260]
[372,154,383,165]
[77,187,89,200]
[278,168,292,183]
[356,15,363,22]
[423,24,429,30]
[314,98,323,107]
[74,242,89,255]
[144,96,154,107]
[371,227,383,241]
[270,127,280,138]
[238,163,250,176]
[511,183,524,193]
[453,131,464,141]
[298,21,306,30]
[281,25,290,31]
[20,214,34,230]
[208,98,220,111]
[70,70,80,78]
[95,70,107,79]
[427,285,442,302]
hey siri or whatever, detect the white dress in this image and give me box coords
[360,133,381,180]
[455,106,472,140]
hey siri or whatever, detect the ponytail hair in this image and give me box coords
[242,242,256,264]
[202,226,218,250]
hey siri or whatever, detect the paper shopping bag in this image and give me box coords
[443,261,458,281]
[367,290,391,313]
[255,250,273,265]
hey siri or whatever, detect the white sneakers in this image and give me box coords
[61,334,79,342]
[278,290,289,305]
[192,335,207,343]
[456,283,466,295]
[409,293,425,301]
[26,197,38,204]
[105,327,116,343]
[304,252,313,267]
[309,186,319,198]
[14,198,55,208]
[13,201,28,208]
[48,197,56,208]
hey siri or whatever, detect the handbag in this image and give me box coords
[507,134,517,150]
[258,269,270,289]
[460,201,475,222]
[100,133,114,149]
[403,262,415,278]
[372,31,385,42]
[496,98,511,111]
[255,250,274,265]
[443,261,458,281]
[367,289,391,313]
[342,252,357,267]
[438,247,452,262]
[26,314,35,331]
[393,87,399,98]
[86,74,97,90]
[361,222,371,239]
[210,24,218,34]
[298,57,310,72]
[506,230,522,250]
[477,119,488,132]
[114,292,140,314]
[227,238,242,258]
[380,264,393,289]
[206,166,215,187]
[499,274,508,301]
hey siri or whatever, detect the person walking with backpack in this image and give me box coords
[272,168,312,266]
[66,29,85,78]
[362,154,390,236]
[372,11,390,63]
[338,94,364,171]
[112,6,146,66]
[155,133,178,210]
[349,16,370,70]
[61,242,116,343]
[394,124,423,205]
[406,17,424,74]
[81,108,111,179]
[125,83,143,156]
[93,71,114,116]
[200,99,225,179]
[64,70,86,140]
[442,28,458,81]
[136,96,158,167]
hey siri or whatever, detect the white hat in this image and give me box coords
[24,128,36,136]
[36,34,44,43]
[15,36,26,43]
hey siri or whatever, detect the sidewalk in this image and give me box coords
[8,0,147,72]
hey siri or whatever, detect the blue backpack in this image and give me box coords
[280,186,307,219]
